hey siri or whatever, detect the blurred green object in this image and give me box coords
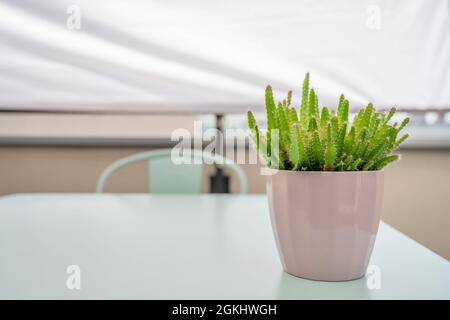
[96,149,248,194]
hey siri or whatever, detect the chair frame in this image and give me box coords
[96,149,248,194]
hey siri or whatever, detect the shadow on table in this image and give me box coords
[274,272,373,299]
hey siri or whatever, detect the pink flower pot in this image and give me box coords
[266,169,384,281]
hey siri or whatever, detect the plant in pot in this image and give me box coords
[247,73,410,281]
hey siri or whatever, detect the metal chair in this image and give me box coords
[96,149,248,194]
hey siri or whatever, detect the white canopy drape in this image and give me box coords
[1,0,449,112]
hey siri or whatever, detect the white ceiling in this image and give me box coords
[0,0,449,112]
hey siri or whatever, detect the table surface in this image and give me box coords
[0,194,449,300]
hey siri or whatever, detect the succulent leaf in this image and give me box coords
[248,74,409,171]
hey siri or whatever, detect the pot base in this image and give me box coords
[284,270,365,282]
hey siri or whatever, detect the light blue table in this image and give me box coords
[0,194,449,299]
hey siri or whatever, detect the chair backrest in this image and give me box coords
[96,149,248,194]
[149,156,203,194]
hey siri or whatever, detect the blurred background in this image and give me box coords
[0,0,449,259]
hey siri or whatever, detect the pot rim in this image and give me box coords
[264,168,384,174]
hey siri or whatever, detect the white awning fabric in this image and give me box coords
[1,0,449,112]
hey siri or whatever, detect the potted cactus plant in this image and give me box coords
[247,73,409,281]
